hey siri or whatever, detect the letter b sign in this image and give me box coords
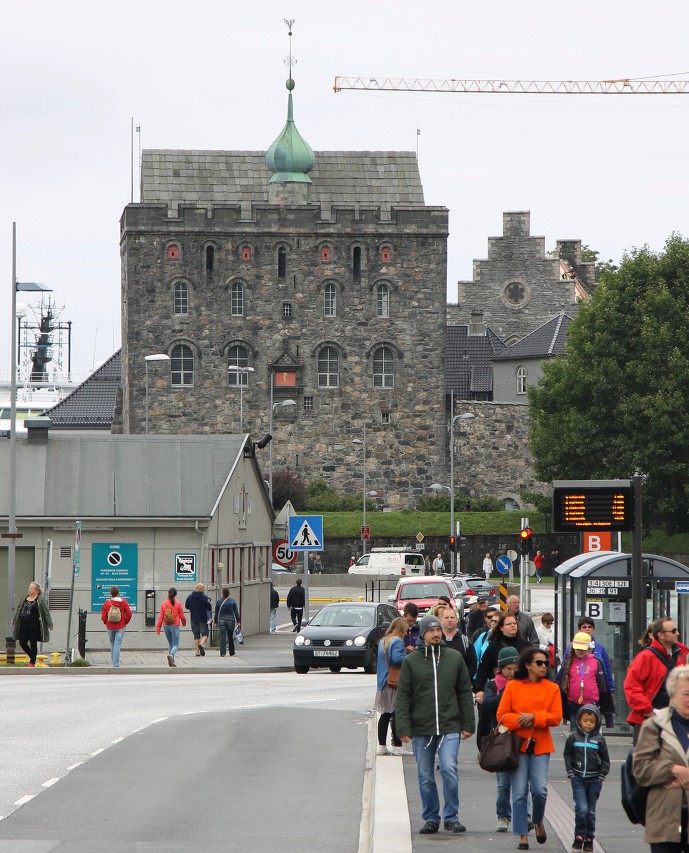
[583,532,611,553]
[585,601,602,619]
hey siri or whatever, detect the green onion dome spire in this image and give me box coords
[265,78,315,184]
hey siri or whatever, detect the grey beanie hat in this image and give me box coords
[497,646,519,668]
[418,614,442,640]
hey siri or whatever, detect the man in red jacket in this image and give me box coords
[624,616,689,742]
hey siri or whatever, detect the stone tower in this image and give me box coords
[119,75,449,509]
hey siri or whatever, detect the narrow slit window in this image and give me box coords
[231,283,244,316]
[377,284,390,318]
[324,283,337,317]
[206,246,214,275]
[278,247,287,279]
[353,246,361,280]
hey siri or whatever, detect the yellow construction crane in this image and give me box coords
[333,76,689,95]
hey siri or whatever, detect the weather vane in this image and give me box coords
[284,18,296,74]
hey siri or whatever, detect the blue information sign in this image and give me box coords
[676,581,689,595]
[91,543,138,611]
[288,515,324,552]
[496,555,512,575]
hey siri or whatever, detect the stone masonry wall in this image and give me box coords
[120,203,449,510]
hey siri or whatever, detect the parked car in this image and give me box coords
[347,548,425,577]
[451,575,497,605]
[293,601,399,674]
[271,563,296,575]
[388,576,464,617]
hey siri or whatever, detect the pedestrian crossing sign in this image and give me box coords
[288,515,324,551]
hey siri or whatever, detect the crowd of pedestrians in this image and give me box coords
[374,584,689,853]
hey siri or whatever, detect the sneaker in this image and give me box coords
[444,821,466,834]
[582,840,593,853]
[419,822,439,834]
[572,837,584,852]
[376,745,388,755]
[199,644,205,657]
[167,655,174,668]
[497,817,511,833]
[28,663,35,668]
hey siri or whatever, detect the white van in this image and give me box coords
[348,548,425,577]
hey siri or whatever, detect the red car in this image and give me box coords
[388,576,464,617]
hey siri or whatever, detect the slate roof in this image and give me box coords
[492,314,573,361]
[44,350,121,429]
[446,326,507,399]
[141,150,426,215]
[0,433,247,519]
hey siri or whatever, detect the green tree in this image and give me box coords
[271,469,306,511]
[581,244,619,281]
[529,235,689,533]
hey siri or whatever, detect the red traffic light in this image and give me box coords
[519,527,532,540]
[449,535,457,548]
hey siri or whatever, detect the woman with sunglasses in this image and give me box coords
[498,646,563,850]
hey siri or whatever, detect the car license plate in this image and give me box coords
[314,650,339,657]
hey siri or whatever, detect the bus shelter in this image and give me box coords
[554,551,689,729]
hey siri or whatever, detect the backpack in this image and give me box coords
[107,603,122,623]
[163,603,176,625]
[621,747,649,825]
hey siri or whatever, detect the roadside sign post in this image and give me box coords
[288,515,324,624]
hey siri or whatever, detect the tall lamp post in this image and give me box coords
[268,380,296,505]
[228,366,255,432]
[5,222,52,636]
[352,426,378,556]
[431,404,474,574]
[144,353,170,434]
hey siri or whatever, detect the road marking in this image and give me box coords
[111,737,124,744]
[150,717,168,724]
[66,762,83,771]
[41,778,60,788]
[90,748,105,756]
[14,795,35,806]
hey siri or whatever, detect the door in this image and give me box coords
[0,547,36,633]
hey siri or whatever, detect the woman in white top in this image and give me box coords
[482,553,493,580]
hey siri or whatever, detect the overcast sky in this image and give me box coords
[2,0,688,381]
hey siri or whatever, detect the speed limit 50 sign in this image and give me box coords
[272,539,297,567]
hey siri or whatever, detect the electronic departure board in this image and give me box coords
[552,480,634,532]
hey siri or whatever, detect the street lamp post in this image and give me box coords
[228,366,255,432]
[268,378,296,506]
[5,222,52,636]
[352,426,377,556]
[431,400,474,574]
[144,353,170,434]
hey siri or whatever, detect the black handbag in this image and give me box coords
[621,748,649,826]
[478,726,523,773]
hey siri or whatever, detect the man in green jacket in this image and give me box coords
[395,613,476,835]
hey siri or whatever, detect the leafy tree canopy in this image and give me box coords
[529,234,689,533]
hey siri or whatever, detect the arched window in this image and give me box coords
[324,283,337,317]
[373,346,394,388]
[321,246,331,262]
[377,284,390,318]
[352,246,362,280]
[171,344,194,387]
[318,346,339,388]
[167,244,179,260]
[174,282,188,315]
[516,366,527,395]
[381,246,391,263]
[231,282,244,316]
[278,247,287,279]
[241,246,251,262]
[228,346,250,386]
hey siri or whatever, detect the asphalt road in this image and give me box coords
[0,671,374,832]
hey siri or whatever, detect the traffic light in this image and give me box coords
[448,535,457,552]
[519,527,533,555]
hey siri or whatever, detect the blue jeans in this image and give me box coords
[107,628,125,667]
[497,770,512,820]
[164,625,180,657]
[571,776,601,838]
[270,608,277,633]
[219,618,236,656]
[412,733,460,825]
[510,752,550,836]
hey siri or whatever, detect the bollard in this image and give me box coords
[77,609,87,659]
[5,636,16,665]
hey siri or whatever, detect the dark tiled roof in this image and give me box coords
[45,350,121,428]
[141,150,426,215]
[446,326,506,398]
[492,314,573,361]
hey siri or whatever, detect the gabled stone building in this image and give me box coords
[119,78,449,508]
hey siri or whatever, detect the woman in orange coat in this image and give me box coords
[498,646,563,850]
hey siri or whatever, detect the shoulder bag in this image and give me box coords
[385,645,401,689]
[478,725,523,773]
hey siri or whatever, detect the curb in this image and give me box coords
[0,665,295,676]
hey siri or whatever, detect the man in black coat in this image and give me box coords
[270,583,280,634]
[286,578,306,632]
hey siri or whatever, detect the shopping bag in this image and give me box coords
[478,725,522,773]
